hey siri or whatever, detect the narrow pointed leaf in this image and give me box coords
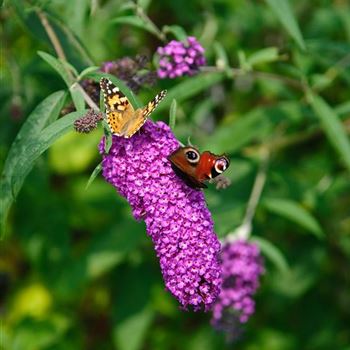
[157,72,225,112]
[251,237,289,274]
[263,198,324,239]
[11,110,87,196]
[38,51,74,86]
[162,25,188,41]
[308,91,350,173]
[169,99,177,130]
[247,47,279,66]
[0,91,67,234]
[265,0,306,50]
[112,16,159,38]
[70,83,86,111]
[1,110,85,236]
[85,162,103,190]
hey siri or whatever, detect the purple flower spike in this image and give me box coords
[211,239,264,336]
[99,121,222,310]
[156,36,206,79]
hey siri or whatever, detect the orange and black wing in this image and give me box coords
[100,78,135,136]
[141,90,167,119]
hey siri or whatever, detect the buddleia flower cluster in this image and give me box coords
[101,55,157,94]
[99,120,222,310]
[211,239,264,338]
[74,109,103,133]
[157,37,206,79]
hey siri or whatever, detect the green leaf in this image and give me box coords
[335,100,350,117]
[11,110,86,193]
[113,307,154,350]
[137,0,151,11]
[162,25,188,41]
[213,42,230,71]
[37,51,74,86]
[3,91,67,176]
[101,119,113,153]
[60,59,79,78]
[86,222,144,279]
[307,91,350,173]
[111,15,159,38]
[47,13,95,66]
[85,162,102,190]
[70,83,86,111]
[263,198,324,239]
[157,72,225,112]
[0,110,86,236]
[251,236,289,274]
[12,110,86,191]
[201,108,272,154]
[169,99,177,130]
[0,91,67,235]
[238,50,251,71]
[77,66,100,81]
[247,47,279,67]
[65,0,90,38]
[265,0,306,51]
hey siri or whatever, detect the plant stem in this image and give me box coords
[70,83,99,111]
[135,4,166,42]
[227,149,269,242]
[37,10,70,68]
[47,12,95,66]
[37,10,99,111]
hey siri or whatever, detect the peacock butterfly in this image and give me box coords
[168,146,230,189]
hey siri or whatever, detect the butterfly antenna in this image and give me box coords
[187,136,193,146]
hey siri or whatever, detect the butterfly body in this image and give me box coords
[168,146,230,189]
[100,78,166,138]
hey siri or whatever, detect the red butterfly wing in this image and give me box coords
[168,147,207,189]
[168,147,230,189]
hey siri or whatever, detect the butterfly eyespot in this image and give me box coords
[214,158,228,173]
[185,148,200,164]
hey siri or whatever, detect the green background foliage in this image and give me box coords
[1,0,350,349]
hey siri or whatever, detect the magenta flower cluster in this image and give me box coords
[211,239,264,331]
[99,121,221,310]
[157,37,206,79]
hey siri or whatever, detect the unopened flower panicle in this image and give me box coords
[99,121,222,310]
[157,37,206,79]
[211,239,264,335]
[74,109,103,133]
[101,55,157,93]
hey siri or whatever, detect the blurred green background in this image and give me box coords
[1,0,350,349]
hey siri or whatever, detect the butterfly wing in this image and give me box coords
[100,78,167,138]
[121,89,167,138]
[100,78,135,136]
[141,90,167,119]
[168,147,207,189]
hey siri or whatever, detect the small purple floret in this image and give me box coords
[211,239,264,333]
[99,121,221,310]
[156,36,206,79]
[101,61,115,73]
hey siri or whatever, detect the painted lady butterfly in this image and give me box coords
[100,78,167,138]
